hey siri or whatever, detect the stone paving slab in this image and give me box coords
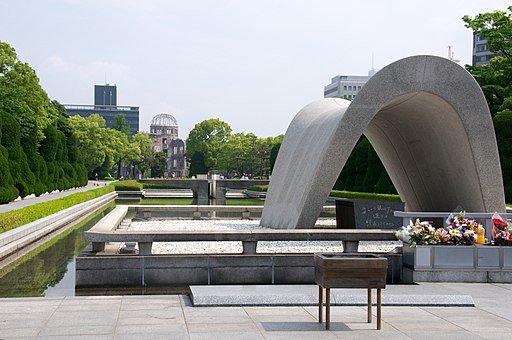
[190,284,475,307]
[0,283,512,339]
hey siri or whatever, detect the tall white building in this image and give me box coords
[323,69,376,99]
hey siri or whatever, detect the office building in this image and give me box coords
[472,32,496,66]
[323,69,376,99]
[65,84,139,135]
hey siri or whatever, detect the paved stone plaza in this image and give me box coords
[1,283,512,339]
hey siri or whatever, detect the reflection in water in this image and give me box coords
[0,203,114,297]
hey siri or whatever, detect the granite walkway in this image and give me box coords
[1,283,512,339]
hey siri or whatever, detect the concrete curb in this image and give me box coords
[0,192,117,262]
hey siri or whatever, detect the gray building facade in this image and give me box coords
[323,70,376,99]
[472,32,496,66]
[65,84,139,135]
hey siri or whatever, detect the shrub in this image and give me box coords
[247,185,268,192]
[141,183,179,189]
[0,185,114,234]
[112,180,142,191]
[330,190,401,202]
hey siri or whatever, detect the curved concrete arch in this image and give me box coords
[260,55,506,229]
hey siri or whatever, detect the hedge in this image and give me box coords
[246,185,401,202]
[247,185,268,192]
[329,190,402,202]
[0,185,114,234]
[141,183,180,189]
[112,180,143,191]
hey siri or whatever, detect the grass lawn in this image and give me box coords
[226,198,265,206]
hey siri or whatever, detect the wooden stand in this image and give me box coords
[318,287,382,330]
[314,253,387,331]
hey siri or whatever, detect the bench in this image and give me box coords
[84,228,397,255]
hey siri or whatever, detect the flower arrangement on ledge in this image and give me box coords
[396,212,484,246]
[492,214,512,246]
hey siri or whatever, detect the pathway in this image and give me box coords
[1,283,511,339]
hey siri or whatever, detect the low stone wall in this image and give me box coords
[0,192,117,266]
[75,252,402,287]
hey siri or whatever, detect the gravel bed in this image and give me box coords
[128,219,402,254]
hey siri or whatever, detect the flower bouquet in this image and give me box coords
[396,212,482,246]
[492,213,512,246]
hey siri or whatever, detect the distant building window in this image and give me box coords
[173,159,177,167]
[358,86,362,90]
[476,44,487,52]
[163,138,167,145]
[343,86,347,91]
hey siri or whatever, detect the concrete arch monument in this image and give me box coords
[260,55,506,229]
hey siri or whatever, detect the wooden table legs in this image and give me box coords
[367,288,372,323]
[318,285,323,323]
[377,288,382,330]
[318,286,382,330]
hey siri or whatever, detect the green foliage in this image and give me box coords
[0,185,114,233]
[464,7,512,201]
[112,113,131,137]
[112,180,142,191]
[141,182,179,189]
[189,152,208,177]
[247,185,268,192]
[269,136,283,174]
[226,198,264,206]
[150,151,167,178]
[334,136,397,195]
[494,109,512,202]
[330,190,402,202]
[69,114,131,178]
[186,118,232,175]
[0,41,57,144]
[139,198,194,205]
[186,118,282,178]
[245,185,400,202]
[463,6,512,59]
[129,133,154,176]
[0,42,86,202]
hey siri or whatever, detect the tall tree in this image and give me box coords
[113,113,131,138]
[129,132,154,177]
[463,7,512,115]
[186,118,232,175]
[464,6,512,201]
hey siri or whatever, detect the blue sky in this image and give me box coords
[1,0,510,138]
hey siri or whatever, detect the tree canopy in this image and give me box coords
[0,41,86,203]
[186,118,282,178]
[464,7,512,202]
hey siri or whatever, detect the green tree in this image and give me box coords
[463,7,512,115]
[150,151,167,178]
[186,118,232,175]
[68,114,107,176]
[464,7,512,201]
[0,41,58,145]
[112,113,131,138]
[269,135,284,175]
[129,133,154,177]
